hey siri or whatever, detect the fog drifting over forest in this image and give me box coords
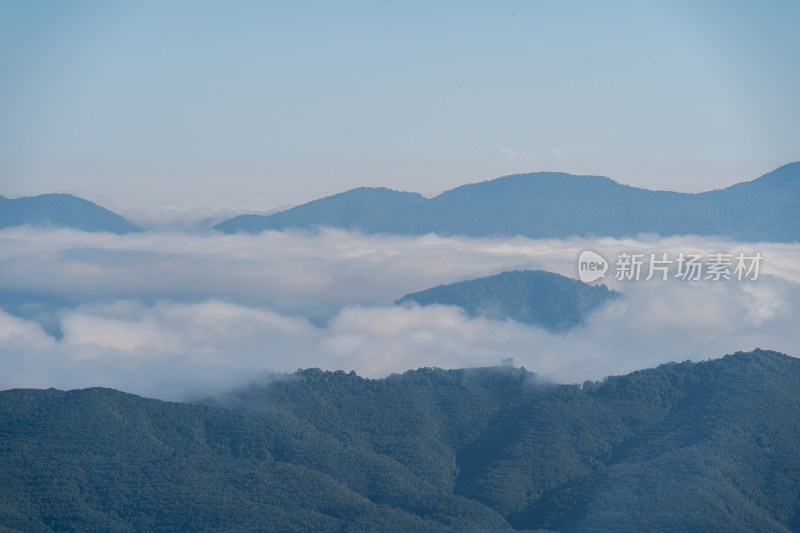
[1,226,797,401]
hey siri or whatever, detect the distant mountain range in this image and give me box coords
[4,162,798,240]
[397,270,619,332]
[1,350,797,532]
[0,193,142,234]
[215,162,800,242]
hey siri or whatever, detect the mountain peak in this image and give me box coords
[397,269,620,332]
[0,193,143,233]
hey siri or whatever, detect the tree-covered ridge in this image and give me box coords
[1,350,798,532]
[0,194,142,234]
[396,270,620,332]
[214,162,800,242]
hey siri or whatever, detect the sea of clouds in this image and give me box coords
[1,226,797,401]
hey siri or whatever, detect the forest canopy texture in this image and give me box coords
[1,349,798,532]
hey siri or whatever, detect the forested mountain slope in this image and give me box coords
[0,350,798,532]
[397,270,619,332]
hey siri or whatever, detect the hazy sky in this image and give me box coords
[2,1,799,211]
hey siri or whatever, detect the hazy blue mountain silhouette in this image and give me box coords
[0,193,143,233]
[215,187,427,233]
[215,162,800,242]
[397,270,619,332]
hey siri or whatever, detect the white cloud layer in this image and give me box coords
[0,227,798,401]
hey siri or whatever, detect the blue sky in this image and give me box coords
[1,0,798,211]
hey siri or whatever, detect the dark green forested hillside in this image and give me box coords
[1,350,799,532]
[396,270,619,332]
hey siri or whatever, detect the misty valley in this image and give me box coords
[1,164,800,532]
[4,0,799,529]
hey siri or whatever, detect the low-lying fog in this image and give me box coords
[1,226,797,401]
